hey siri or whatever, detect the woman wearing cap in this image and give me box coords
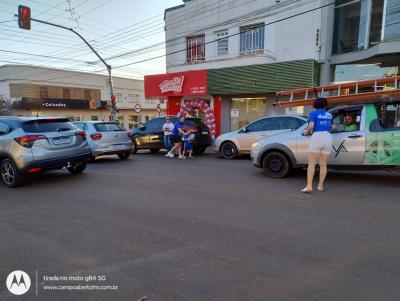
[302,97,333,193]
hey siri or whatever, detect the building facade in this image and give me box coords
[0,65,166,129]
[145,0,331,134]
[144,0,399,135]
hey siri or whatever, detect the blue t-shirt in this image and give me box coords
[173,121,184,138]
[308,109,332,132]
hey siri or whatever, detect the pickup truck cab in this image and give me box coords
[251,102,400,177]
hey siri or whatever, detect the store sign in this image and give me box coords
[12,97,107,110]
[145,70,208,98]
[159,76,185,93]
[42,101,67,108]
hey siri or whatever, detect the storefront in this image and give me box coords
[12,97,109,121]
[144,70,221,137]
[145,59,321,136]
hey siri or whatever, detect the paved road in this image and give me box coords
[0,152,399,301]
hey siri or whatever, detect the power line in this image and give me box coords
[113,1,335,70]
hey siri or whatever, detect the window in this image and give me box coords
[115,93,122,103]
[0,121,10,135]
[145,115,150,122]
[129,115,140,129]
[74,122,87,131]
[369,0,384,45]
[63,88,71,99]
[127,94,139,103]
[91,115,99,121]
[246,118,274,132]
[186,35,205,62]
[145,118,164,132]
[331,107,362,132]
[84,90,91,100]
[240,24,264,54]
[22,119,76,133]
[39,87,48,99]
[216,30,228,56]
[94,123,125,132]
[384,0,400,41]
[375,102,400,130]
[272,117,306,130]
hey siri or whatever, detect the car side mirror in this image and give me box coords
[239,127,247,133]
[139,124,146,130]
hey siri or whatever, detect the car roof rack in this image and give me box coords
[273,76,400,108]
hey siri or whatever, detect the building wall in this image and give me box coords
[10,84,101,100]
[165,0,332,73]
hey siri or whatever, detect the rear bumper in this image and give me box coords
[22,152,91,172]
[91,145,132,157]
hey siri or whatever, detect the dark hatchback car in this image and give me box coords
[131,116,212,154]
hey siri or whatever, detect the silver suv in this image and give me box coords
[0,117,91,187]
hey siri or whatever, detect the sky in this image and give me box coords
[0,0,183,79]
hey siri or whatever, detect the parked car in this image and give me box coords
[74,121,132,160]
[251,103,400,177]
[131,116,212,154]
[0,116,90,187]
[214,115,307,159]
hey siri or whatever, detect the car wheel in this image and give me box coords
[220,142,238,159]
[67,161,86,174]
[131,141,138,154]
[150,148,160,154]
[262,151,291,178]
[118,152,130,160]
[193,147,206,155]
[1,158,24,187]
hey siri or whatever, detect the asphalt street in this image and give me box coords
[0,152,399,301]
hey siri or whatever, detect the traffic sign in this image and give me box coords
[134,104,141,113]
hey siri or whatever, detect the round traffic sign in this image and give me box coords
[134,104,141,113]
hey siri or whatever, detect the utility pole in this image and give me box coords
[16,5,117,121]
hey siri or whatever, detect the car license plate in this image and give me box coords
[202,131,208,135]
[53,137,71,145]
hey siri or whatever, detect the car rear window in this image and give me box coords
[94,123,125,132]
[22,119,76,133]
[184,119,206,127]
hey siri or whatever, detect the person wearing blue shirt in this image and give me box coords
[165,115,187,159]
[302,97,333,193]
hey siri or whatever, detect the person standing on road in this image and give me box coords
[302,97,333,193]
[165,115,186,159]
[162,117,174,151]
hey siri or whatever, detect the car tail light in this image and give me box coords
[15,135,46,148]
[127,132,132,138]
[75,131,86,140]
[90,133,102,140]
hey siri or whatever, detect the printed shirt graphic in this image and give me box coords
[308,109,332,132]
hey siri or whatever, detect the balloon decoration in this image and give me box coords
[179,99,216,138]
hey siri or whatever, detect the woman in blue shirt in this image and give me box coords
[302,97,333,193]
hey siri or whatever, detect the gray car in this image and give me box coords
[74,121,132,160]
[214,115,307,159]
[0,116,90,187]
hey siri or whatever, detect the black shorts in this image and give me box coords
[170,135,182,144]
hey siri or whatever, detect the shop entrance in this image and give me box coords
[230,97,267,131]
[179,96,216,137]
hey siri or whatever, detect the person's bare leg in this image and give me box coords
[302,153,318,192]
[318,153,329,191]
[167,142,179,156]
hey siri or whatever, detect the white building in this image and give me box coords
[0,65,166,129]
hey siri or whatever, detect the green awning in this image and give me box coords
[207,59,321,95]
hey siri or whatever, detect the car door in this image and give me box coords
[329,106,366,165]
[364,102,400,165]
[147,118,165,149]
